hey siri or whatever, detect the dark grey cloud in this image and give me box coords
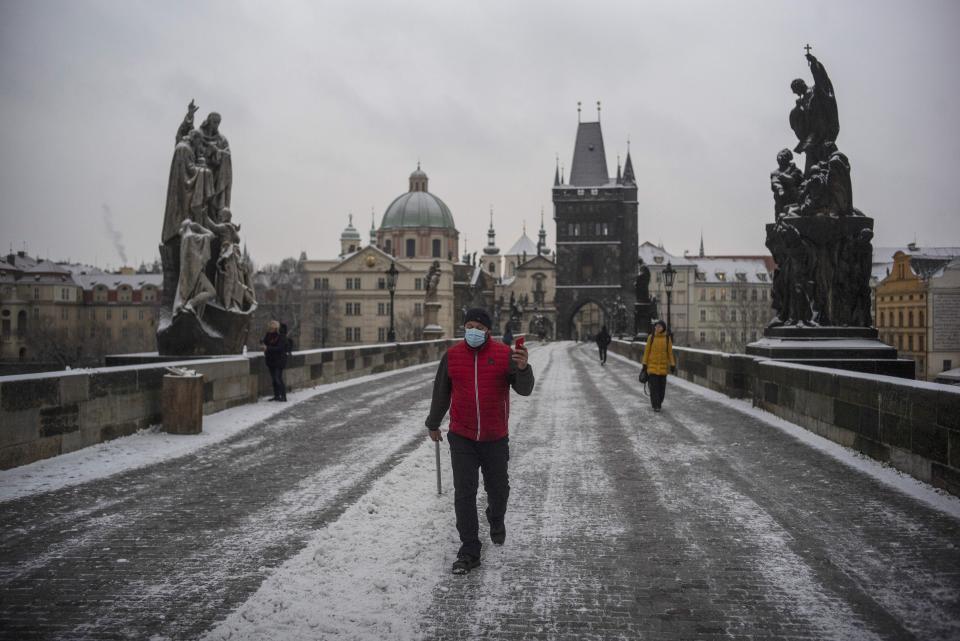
[1,0,958,267]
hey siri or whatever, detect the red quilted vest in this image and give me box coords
[446,339,513,442]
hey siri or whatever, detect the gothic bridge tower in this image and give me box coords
[552,105,638,340]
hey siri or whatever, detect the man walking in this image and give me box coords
[426,308,535,575]
[596,325,612,366]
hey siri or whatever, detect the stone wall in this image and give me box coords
[610,339,960,496]
[0,339,457,470]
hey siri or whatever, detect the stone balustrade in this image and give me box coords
[610,339,960,497]
[0,339,457,470]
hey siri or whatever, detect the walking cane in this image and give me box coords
[435,439,442,495]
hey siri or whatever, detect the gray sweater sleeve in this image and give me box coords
[509,360,535,396]
[424,354,451,430]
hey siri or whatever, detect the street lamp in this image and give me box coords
[385,261,398,342]
[663,261,676,333]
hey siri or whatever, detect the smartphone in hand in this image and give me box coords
[514,336,525,350]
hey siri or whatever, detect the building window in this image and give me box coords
[406,239,416,258]
[908,311,913,327]
[908,335,913,351]
[945,359,953,371]
[415,278,422,291]
[720,331,726,344]
[346,327,353,342]
[378,278,386,290]
[751,331,757,341]
[751,289,758,301]
[699,331,705,344]
[61,307,68,320]
[700,309,706,322]
[378,302,386,316]
[384,239,392,255]
[919,335,924,351]
[122,309,128,321]
[699,289,706,301]
[432,239,441,258]
[378,327,386,342]
[106,309,112,320]
[602,223,609,236]
[898,310,903,327]
[710,290,716,301]
[761,290,767,301]
[345,277,360,290]
[730,310,737,322]
[919,311,924,327]
[415,302,423,315]
[33,287,40,300]
[354,327,361,342]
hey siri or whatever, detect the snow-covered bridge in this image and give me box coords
[1,342,958,640]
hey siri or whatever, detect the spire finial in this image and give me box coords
[489,206,494,228]
[348,212,353,226]
[577,101,581,123]
[523,220,527,235]
[627,136,631,152]
[596,100,601,121]
[699,229,705,258]
[370,207,375,229]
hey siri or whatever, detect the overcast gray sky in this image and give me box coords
[1,0,958,269]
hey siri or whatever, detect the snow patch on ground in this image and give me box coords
[202,438,452,641]
[607,351,960,521]
[0,363,437,504]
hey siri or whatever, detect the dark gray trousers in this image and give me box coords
[649,373,667,409]
[448,431,510,558]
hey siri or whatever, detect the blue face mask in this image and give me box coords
[464,327,487,348]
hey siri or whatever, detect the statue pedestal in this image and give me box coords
[423,301,444,340]
[746,326,914,378]
[633,301,655,339]
[157,303,255,356]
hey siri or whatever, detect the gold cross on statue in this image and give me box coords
[804,43,812,55]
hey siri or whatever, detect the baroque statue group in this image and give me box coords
[157,101,257,355]
[765,49,874,328]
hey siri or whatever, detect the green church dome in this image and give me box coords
[379,166,458,231]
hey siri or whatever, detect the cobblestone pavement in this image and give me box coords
[418,342,960,641]
[0,366,439,640]
[2,342,959,640]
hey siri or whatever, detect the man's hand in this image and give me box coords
[428,429,443,442]
[511,345,529,370]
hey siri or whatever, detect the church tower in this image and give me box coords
[482,208,501,279]
[552,104,638,339]
[340,213,361,257]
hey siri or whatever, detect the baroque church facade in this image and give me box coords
[553,114,639,340]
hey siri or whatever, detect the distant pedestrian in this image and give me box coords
[596,325,612,366]
[502,325,514,346]
[641,320,676,412]
[425,308,535,575]
[261,320,287,402]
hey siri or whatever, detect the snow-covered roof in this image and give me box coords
[75,273,162,290]
[505,232,538,257]
[638,241,694,267]
[690,257,772,284]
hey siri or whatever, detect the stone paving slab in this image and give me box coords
[1,342,959,640]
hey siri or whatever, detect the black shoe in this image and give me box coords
[490,523,506,545]
[452,554,480,575]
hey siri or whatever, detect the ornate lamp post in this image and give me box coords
[386,261,398,342]
[663,261,676,332]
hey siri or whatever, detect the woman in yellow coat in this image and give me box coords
[641,320,676,412]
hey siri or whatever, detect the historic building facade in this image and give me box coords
[875,248,960,380]
[552,117,638,339]
[0,251,162,365]
[300,166,459,348]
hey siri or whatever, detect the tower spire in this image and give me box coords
[369,206,377,246]
[538,206,547,256]
[554,154,560,186]
[577,101,581,123]
[596,100,601,121]
[616,154,622,183]
[622,146,636,185]
[484,206,500,258]
[699,230,705,257]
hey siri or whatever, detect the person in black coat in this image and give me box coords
[596,325,612,365]
[261,320,287,401]
[502,325,514,346]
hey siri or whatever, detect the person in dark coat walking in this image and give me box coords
[426,308,535,575]
[595,325,612,365]
[261,320,287,402]
[501,325,514,346]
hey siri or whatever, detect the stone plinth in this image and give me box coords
[423,301,444,340]
[633,301,655,339]
[162,374,204,434]
[747,326,913,379]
